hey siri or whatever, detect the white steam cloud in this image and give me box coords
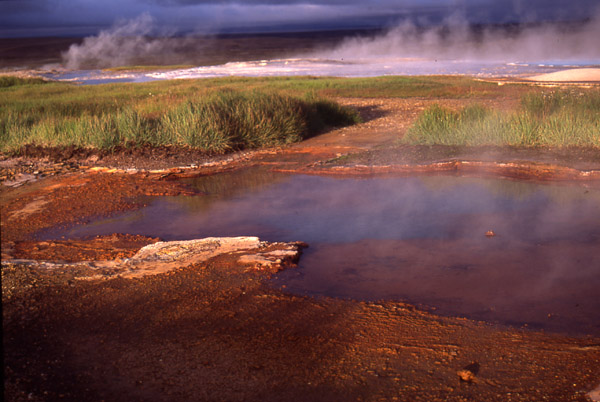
[62,11,600,71]
[320,12,600,62]
[62,14,188,69]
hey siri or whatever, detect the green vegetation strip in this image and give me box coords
[405,90,600,147]
[0,77,362,153]
[5,74,595,152]
[0,76,48,88]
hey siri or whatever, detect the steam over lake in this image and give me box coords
[44,57,600,85]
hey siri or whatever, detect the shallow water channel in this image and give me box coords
[48,168,600,335]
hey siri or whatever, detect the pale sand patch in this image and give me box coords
[525,68,600,82]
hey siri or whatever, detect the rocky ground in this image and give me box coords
[2,96,600,401]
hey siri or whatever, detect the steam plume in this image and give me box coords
[62,14,184,69]
[321,12,600,62]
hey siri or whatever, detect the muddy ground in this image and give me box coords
[2,97,600,401]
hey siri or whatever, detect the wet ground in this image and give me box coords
[2,96,600,401]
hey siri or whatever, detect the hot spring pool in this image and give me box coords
[45,168,600,334]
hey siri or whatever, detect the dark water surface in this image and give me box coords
[46,168,600,335]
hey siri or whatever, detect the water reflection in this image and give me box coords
[47,168,600,334]
[175,167,290,213]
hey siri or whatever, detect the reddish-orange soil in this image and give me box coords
[10,234,160,262]
[1,172,195,244]
[2,97,600,402]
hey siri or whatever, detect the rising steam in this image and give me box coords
[62,14,187,69]
[61,11,600,71]
[320,12,600,62]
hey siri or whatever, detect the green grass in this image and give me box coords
[404,90,600,147]
[0,76,48,88]
[158,91,357,152]
[1,74,506,154]
[4,74,597,152]
[217,75,501,99]
[0,78,361,153]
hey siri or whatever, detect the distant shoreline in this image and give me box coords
[2,19,597,70]
[0,30,371,69]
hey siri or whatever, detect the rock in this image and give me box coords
[457,369,476,382]
[588,384,600,402]
[238,247,304,271]
[457,362,480,383]
[126,237,306,276]
[132,237,262,265]
[3,237,307,279]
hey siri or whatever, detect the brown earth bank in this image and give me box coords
[3,255,600,402]
[9,234,161,262]
[2,96,600,401]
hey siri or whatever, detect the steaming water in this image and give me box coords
[146,58,596,80]
[43,57,600,85]
[45,12,600,84]
[44,168,600,335]
[42,53,600,84]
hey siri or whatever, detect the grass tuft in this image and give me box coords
[0,85,360,153]
[404,90,600,147]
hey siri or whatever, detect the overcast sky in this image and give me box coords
[1,0,598,37]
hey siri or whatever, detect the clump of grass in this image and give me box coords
[404,90,600,147]
[0,89,360,153]
[160,91,360,153]
[303,94,362,131]
[521,90,600,117]
[404,104,501,145]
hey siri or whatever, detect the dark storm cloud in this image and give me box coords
[470,0,598,23]
[1,0,598,37]
[152,0,354,4]
[148,0,597,12]
[0,0,44,12]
